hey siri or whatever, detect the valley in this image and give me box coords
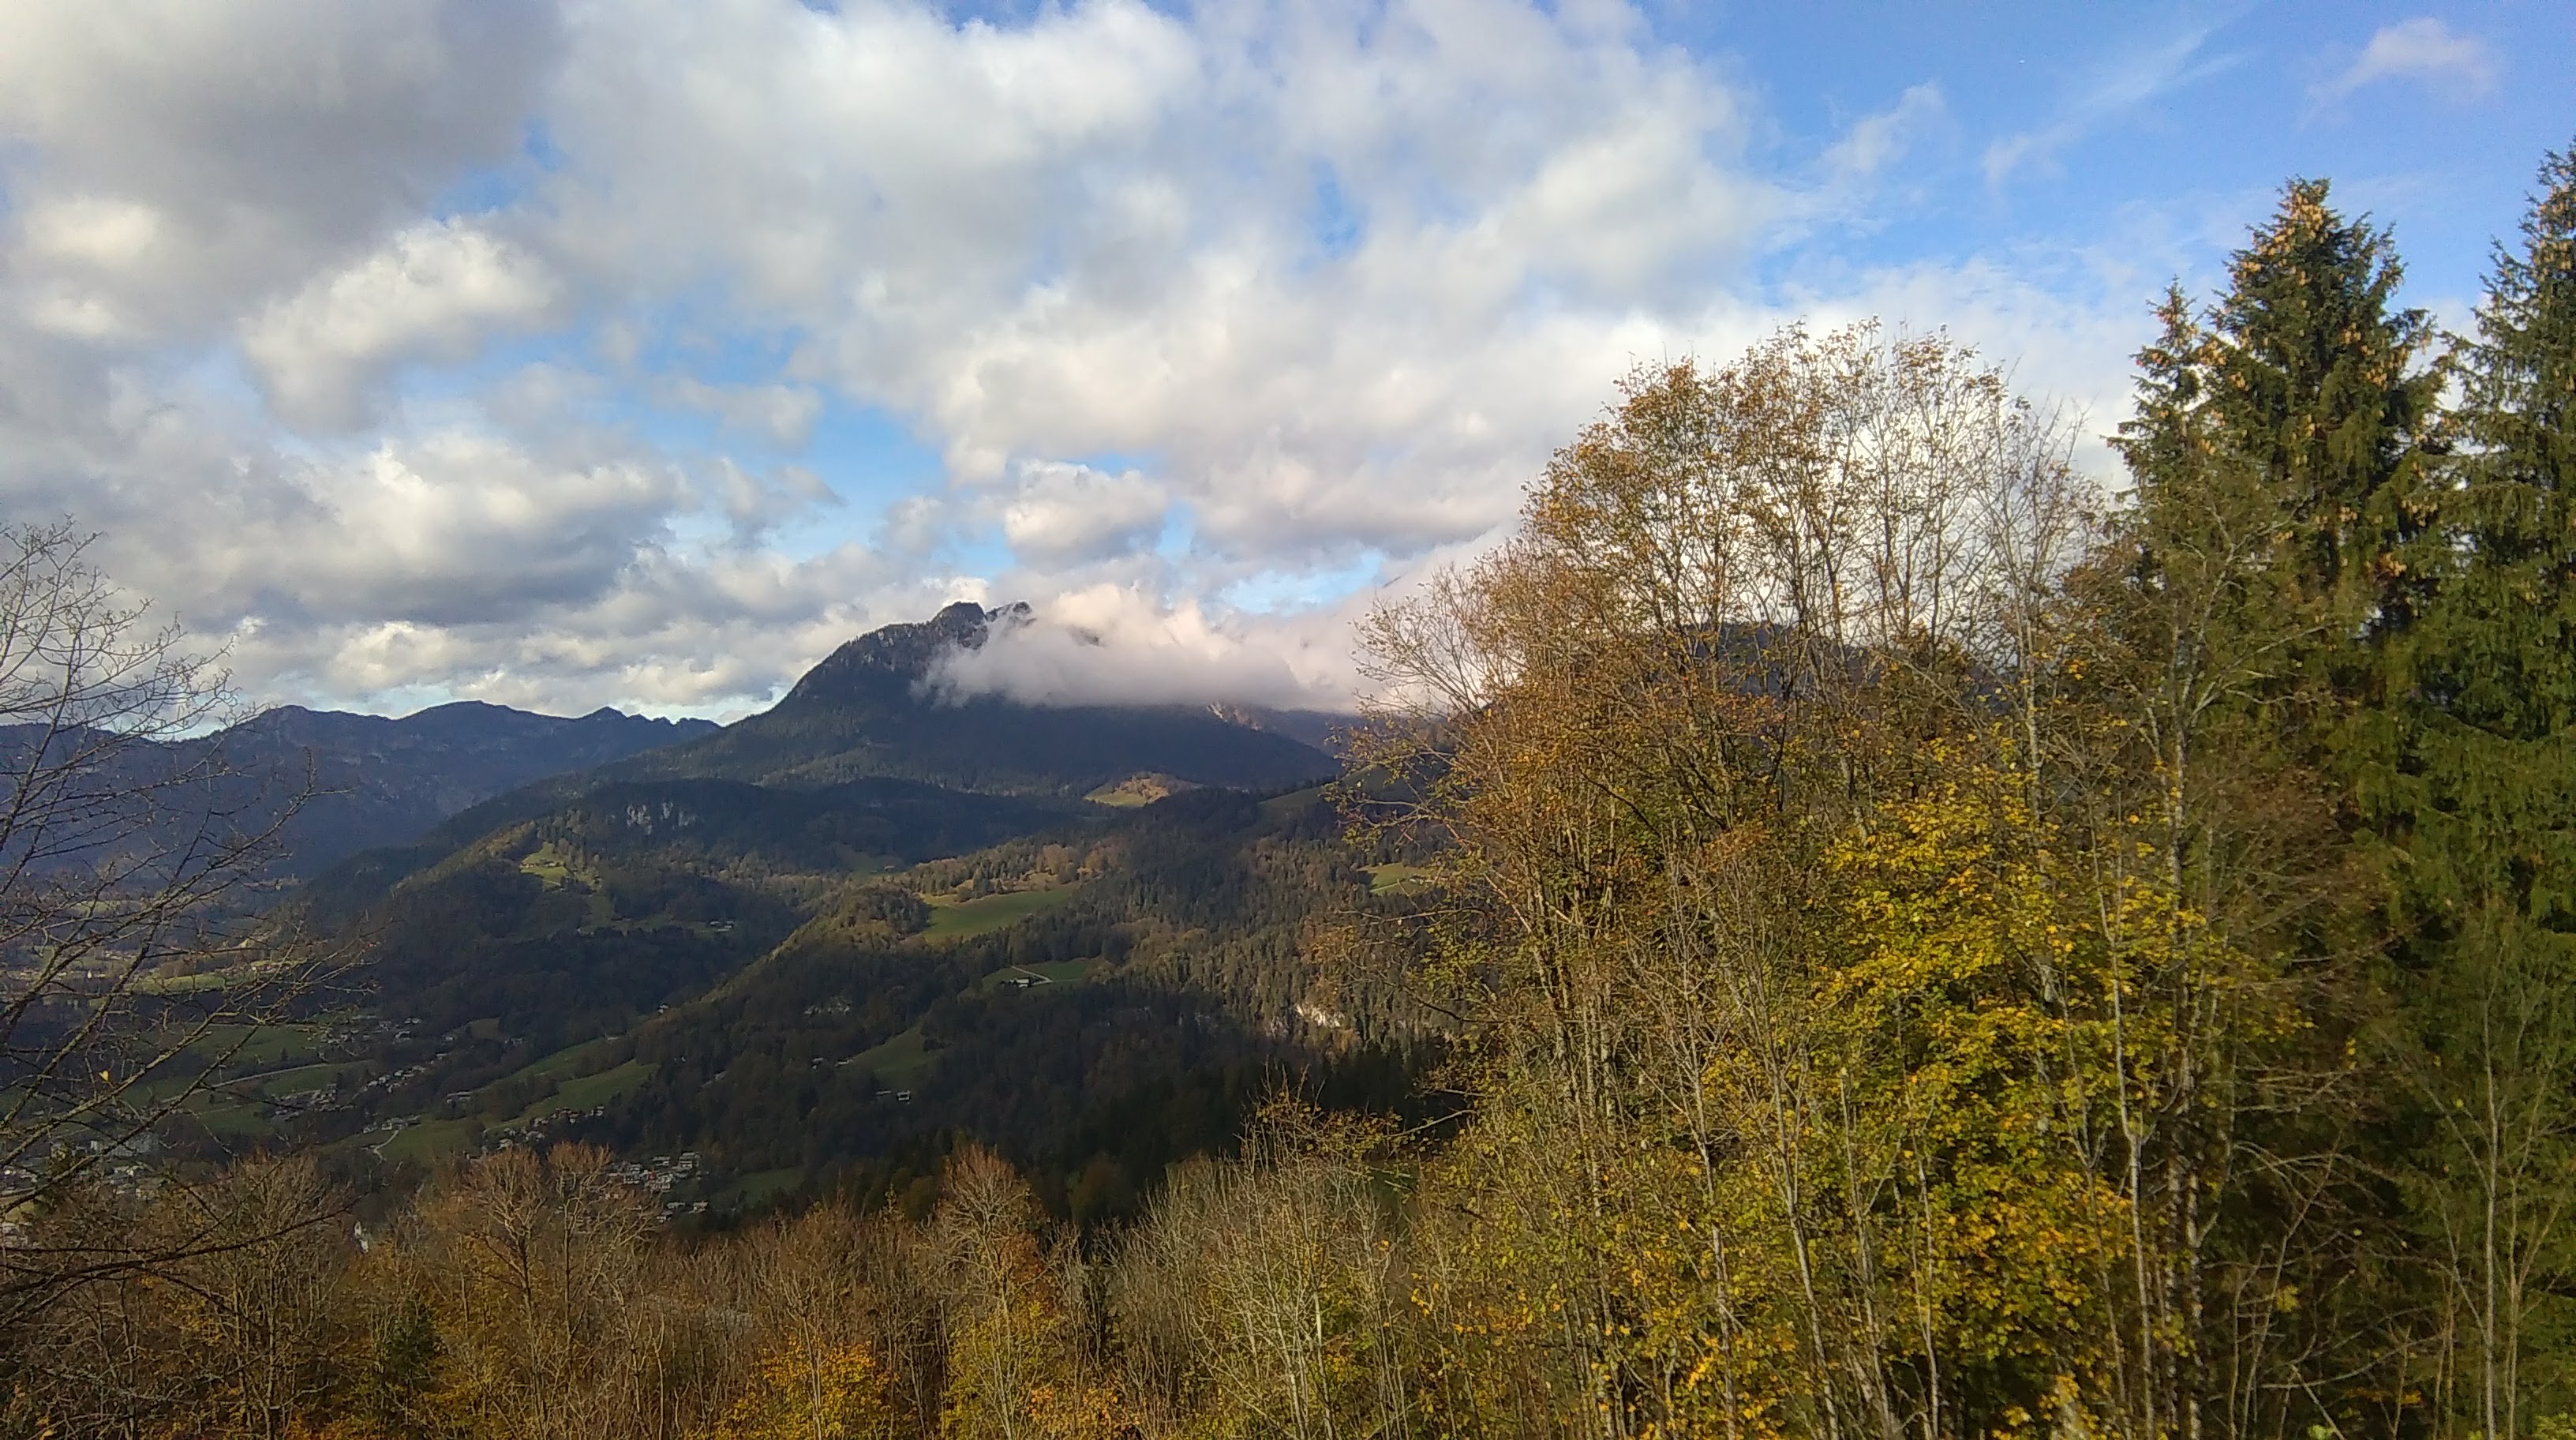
[131,602,1409,1225]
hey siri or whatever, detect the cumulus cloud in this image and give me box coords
[242,219,560,427]
[994,462,1170,565]
[0,0,2178,718]
[661,379,826,448]
[2309,18,2496,110]
[0,309,912,718]
[541,0,1783,564]
[242,540,955,715]
[0,0,560,339]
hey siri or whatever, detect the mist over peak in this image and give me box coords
[923,593,1351,714]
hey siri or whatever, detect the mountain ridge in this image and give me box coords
[0,699,719,884]
[276,604,1340,924]
[616,602,1340,797]
[212,700,720,877]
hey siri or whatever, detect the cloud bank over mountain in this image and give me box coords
[0,1,2552,718]
[928,587,1365,712]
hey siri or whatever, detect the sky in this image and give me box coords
[2,1,2569,721]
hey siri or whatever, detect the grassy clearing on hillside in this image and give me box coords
[526,1060,650,1121]
[519,844,616,925]
[1365,863,1432,894]
[1257,785,1327,818]
[379,1117,480,1165]
[518,842,578,886]
[179,1091,274,1138]
[1085,773,1195,808]
[971,958,1103,995]
[919,885,1076,940]
[1087,791,1153,808]
[511,1037,616,1086]
[189,1023,326,1069]
[476,1040,652,1127]
[120,1023,326,1109]
[846,1027,938,1086]
[249,1063,361,1099]
[125,1037,367,1144]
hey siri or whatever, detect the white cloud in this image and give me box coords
[2309,18,2496,110]
[242,219,560,428]
[0,0,2176,718]
[17,196,170,275]
[255,537,950,714]
[995,462,1170,565]
[931,585,1361,711]
[1825,84,1946,181]
[709,458,838,537]
[1984,26,2230,188]
[0,318,913,717]
[542,0,1781,564]
[661,379,826,448]
[0,0,560,339]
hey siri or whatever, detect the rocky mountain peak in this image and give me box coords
[783,601,1032,707]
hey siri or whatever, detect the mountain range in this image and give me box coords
[0,700,715,888]
[144,604,1383,1221]
[211,701,721,878]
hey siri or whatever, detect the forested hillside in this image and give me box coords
[167,777,1427,1223]
[211,703,724,874]
[10,150,2576,1439]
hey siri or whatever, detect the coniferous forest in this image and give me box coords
[6,148,2576,1438]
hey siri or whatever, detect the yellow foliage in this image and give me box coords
[715,1339,897,1440]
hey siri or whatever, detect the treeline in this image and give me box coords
[11,1116,1453,1438]
[9,149,2576,1438]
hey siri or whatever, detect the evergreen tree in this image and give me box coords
[2110,184,2441,776]
[2099,182,2445,1438]
[2383,144,2576,1438]
[2107,283,2308,703]
[2115,284,2215,479]
[2417,145,2576,738]
[2207,178,2443,647]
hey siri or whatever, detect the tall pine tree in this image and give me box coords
[2208,178,2443,651]
[2102,179,2444,1437]
[2383,145,2576,1440]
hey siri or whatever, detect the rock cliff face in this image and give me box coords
[781,600,1028,706]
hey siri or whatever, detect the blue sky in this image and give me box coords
[1672,2,2570,302]
[0,1,2567,718]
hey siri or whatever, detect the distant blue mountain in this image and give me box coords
[201,701,717,879]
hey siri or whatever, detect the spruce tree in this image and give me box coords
[2109,283,2296,638]
[2112,183,2441,773]
[2101,182,2446,1436]
[2416,146,2576,745]
[2384,145,2576,1437]
[2207,178,2443,645]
